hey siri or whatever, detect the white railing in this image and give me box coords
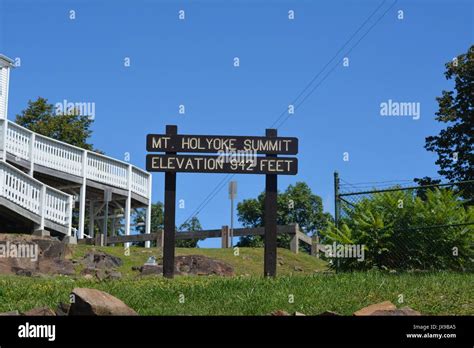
[87,152,128,189]
[0,119,150,199]
[0,161,73,233]
[35,134,83,176]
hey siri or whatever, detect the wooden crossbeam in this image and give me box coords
[105,224,299,245]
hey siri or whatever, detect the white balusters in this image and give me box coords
[2,120,150,199]
[5,122,30,160]
[0,161,72,228]
[87,152,128,189]
[131,168,150,197]
[34,134,83,176]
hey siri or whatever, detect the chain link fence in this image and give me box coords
[324,173,474,272]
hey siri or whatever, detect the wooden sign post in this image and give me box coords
[146,126,298,278]
[264,129,278,277]
[163,125,177,278]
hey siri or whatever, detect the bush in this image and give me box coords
[321,188,473,271]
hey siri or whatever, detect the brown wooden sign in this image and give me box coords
[147,134,298,155]
[146,125,298,279]
[146,154,298,175]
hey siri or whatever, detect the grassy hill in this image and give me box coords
[0,245,472,315]
[71,245,328,277]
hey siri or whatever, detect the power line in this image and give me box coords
[270,0,389,128]
[180,1,398,225]
[275,0,398,129]
[339,176,448,190]
[180,174,235,227]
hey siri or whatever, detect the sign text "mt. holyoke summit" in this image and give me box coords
[147,134,298,155]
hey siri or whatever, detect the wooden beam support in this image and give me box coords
[221,225,229,248]
[105,225,298,245]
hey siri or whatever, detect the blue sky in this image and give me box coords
[1,0,472,247]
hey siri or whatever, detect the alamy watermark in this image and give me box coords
[217,149,258,168]
[323,243,365,262]
[0,242,38,262]
[380,99,420,120]
[55,99,96,120]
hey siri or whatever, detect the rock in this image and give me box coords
[32,238,71,259]
[293,311,306,316]
[81,252,123,270]
[0,234,73,276]
[353,301,397,316]
[371,307,421,316]
[81,267,122,281]
[95,269,107,281]
[174,255,234,276]
[140,264,163,276]
[38,258,75,276]
[0,310,20,316]
[14,268,34,277]
[138,255,234,276]
[23,306,56,316]
[180,264,191,273]
[270,310,290,316]
[55,303,70,316]
[107,271,122,280]
[80,251,123,281]
[318,310,341,316]
[294,266,303,272]
[69,288,138,316]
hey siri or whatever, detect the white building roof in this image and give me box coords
[0,54,14,68]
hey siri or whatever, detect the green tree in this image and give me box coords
[236,182,332,249]
[15,97,98,151]
[413,176,442,200]
[135,204,203,247]
[135,202,164,235]
[423,45,473,200]
[133,202,164,247]
[176,217,203,248]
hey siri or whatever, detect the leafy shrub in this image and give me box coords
[321,188,473,271]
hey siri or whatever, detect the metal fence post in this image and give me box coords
[334,171,341,228]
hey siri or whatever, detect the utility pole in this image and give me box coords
[228,181,237,247]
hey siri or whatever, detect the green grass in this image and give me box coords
[69,245,328,277]
[0,272,472,315]
[0,245,471,315]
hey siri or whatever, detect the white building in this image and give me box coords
[0,53,152,245]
